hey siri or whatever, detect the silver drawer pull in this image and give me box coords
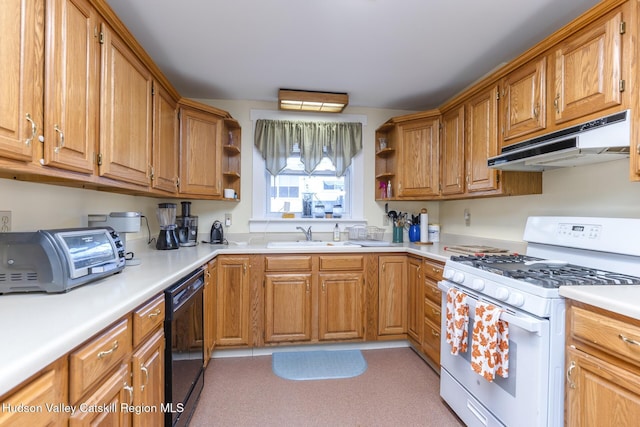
[619,334,640,346]
[148,309,161,319]
[97,340,119,359]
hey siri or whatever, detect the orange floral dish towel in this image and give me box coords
[445,288,469,355]
[471,301,509,382]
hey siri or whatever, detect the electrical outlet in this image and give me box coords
[383,213,389,226]
[0,211,11,232]
[464,208,471,226]
[224,213,232,227]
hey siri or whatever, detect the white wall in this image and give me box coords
[2,98,639,243]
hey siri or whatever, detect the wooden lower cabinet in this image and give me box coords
[263,255,365,344]
[566,301,640,426]
[264,272,313,343]
[407,256,423,343]
[131,329,164,427]
[0,357,68,427]
[216,255,251,347]
[421,258,444,366]
[318,271,364,341]
[204,258,217,365]
[378,255,408,336]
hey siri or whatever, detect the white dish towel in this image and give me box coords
[471,301,509,382]
[445,288,469,355]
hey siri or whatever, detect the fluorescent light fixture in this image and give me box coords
[279,89,348,113]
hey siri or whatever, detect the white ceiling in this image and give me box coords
[104,0,601,111]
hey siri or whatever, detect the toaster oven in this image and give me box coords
[0,227,126,294]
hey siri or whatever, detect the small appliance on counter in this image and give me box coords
[176,201,198,247]
[209,220,224,244]
[88,211,141,265]
[0,227,126,294]
[156,203,179,250]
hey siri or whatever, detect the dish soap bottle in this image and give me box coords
[333,223,340,241]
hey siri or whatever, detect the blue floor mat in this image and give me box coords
[272,350,367,381]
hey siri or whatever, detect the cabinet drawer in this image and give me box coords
[423,259,444,281]
[133,293,165,347]
[319,255,364,271]
[69,317,132,403]
[424,298,441,326]
[571,306,640,366]
[424,281,442,305]
[265,256,312,271]
[422,318,441,366]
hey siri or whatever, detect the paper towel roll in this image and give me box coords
[419,209,428,243]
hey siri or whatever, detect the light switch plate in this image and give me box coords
[0,211,11,232]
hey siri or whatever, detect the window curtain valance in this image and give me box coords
[254,119,362,176]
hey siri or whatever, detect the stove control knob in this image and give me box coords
[452,272,465,283]
[495,287,510,301]
[470,278,485,291]
[511,293,525,307]
[443,269,455,280]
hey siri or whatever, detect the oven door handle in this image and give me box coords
[499,311,543,336]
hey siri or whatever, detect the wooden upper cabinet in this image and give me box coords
[552,8,625,125]
[440,105,465,196]
[44,0,99,174]
[397,116,439,198]
[99,22,152,187]
[465,85,500,193]
[501,56,546,143]
[0,0,42,162]
[179,102,223,197]
[151,82,179,193]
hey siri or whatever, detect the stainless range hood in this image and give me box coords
[488,110,630,171]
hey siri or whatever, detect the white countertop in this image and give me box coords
[559,286,640,320]
[2,233,636,396]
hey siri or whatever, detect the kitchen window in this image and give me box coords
[250,110,367,232]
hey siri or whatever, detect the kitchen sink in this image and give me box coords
[266,241,362,249]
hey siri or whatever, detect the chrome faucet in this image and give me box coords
[296,226,313,241]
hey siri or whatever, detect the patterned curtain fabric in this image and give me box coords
[254,119,362,176]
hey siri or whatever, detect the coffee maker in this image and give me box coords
[176,201,198,246]
[156,203,179,250]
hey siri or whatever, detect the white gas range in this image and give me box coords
[438,216,640,427]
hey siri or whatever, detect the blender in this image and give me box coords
[176,201,198,246]
[156,203,179,250]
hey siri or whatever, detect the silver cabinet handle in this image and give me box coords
[53,125,64,153]
[140,364,149,391]
[619,334,640,346]
[124,383,134,405]
[566,361,576,389]
[25,113,37,146]
[97,340,119,359]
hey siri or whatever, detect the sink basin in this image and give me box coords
[266,241,362,249]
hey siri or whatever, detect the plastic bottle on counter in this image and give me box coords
[428,224,440,242]
[333,223,340,241]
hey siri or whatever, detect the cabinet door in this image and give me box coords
[466,85,500,193]
[501,57,546,142]
[151,82,179,193]
[44,0,99,173]
[318,272,364,341]
[99,23,152,187]
[0,0,42,162]
[69,363,131,426]
[553,9,624,125]
[566,347,640,427]
[179,106,223,196]
[397,118,439,198]
[0,358,68,426]
[440,106,465,196]
[216,256,250,346]
[264,273,313,343]
[378,255,407,336]
[131,329,164,427]
[407,257,422,342]
[204,258,217,365]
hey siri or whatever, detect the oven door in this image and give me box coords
[438,280,551,427]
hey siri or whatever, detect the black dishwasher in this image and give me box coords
[164,268,205,427]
